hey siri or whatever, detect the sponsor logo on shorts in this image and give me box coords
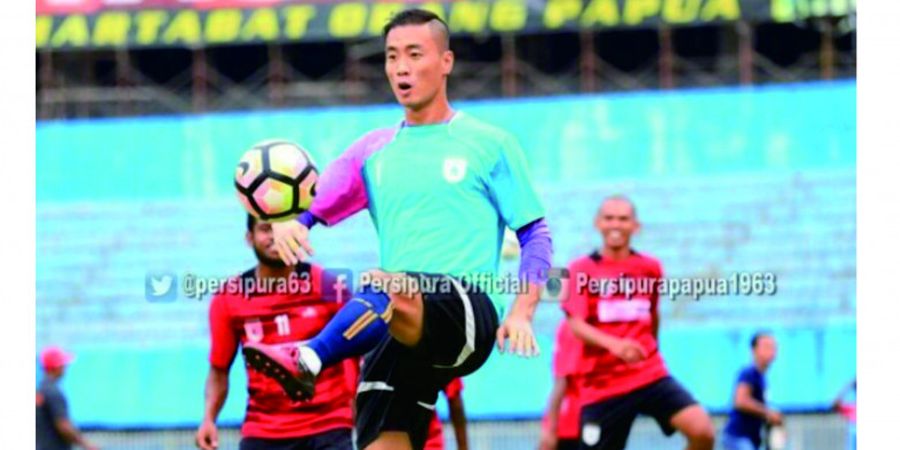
[582,423,601,446]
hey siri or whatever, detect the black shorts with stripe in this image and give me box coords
[578,376,698,450]
[354,273,499,450]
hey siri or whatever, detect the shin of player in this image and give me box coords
[540,321,583,450]
[424,378,469,450]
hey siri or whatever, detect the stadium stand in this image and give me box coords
[36,168,855,345]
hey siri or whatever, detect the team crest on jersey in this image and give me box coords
[582,423,601,446]
[443,158,467,183]
[243,319,264,343]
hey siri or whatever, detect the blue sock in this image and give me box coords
[306,286,392,371]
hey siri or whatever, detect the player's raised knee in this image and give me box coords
[386,294,424,347]
[386,290,423,315]
[672,405,715,450]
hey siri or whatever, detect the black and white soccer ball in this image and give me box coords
[234,140,318,221]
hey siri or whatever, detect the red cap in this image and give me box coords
[40,346,74,370]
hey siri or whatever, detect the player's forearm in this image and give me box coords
[568,316,619,351]
[509,284,541,320]
[448,397,469,450]
[203,368,230,422]
[507,218,552,320]
[55,419,89,447]
[735,396,770,419]
[72,432,93,449]
[514,219,552,312]
[542,377,567,434]
[516,218,553,280]
[652,314,660,340]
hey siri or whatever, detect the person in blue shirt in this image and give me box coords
[722,332,782,450]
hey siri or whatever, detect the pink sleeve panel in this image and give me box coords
[309,127,398,226]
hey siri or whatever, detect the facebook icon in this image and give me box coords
[322,269,353,304]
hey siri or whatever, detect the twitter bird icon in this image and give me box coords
[145,272,177,302]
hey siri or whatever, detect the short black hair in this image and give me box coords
[751,330,773,349]
[383,8,450,50]
[246,214,257,232]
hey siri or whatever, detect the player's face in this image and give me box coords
[246,222,287,268]
[385,24,453,110]
[753,335,777,368]
[595,199,639,250]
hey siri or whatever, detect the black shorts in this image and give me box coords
[578,376,697,450]
[558,438,581,450]
[355,274,499,450]
[239,428,353,450]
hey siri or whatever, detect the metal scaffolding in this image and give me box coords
[36,17,855,120]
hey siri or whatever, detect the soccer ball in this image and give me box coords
[234,140,318,221]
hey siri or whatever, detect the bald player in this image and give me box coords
[563,196,715,450]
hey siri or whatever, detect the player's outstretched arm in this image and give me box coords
[567,316,647,364]
[196,367,229,450]
[497,217,553,357]
[734,382,781,424]
[271,218,315,265]
[271,129,393,265]
[539,375,567,450]
[497,284,542,357]
[53,417,99,450]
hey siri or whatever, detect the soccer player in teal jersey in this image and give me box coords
[243,9,553,450]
